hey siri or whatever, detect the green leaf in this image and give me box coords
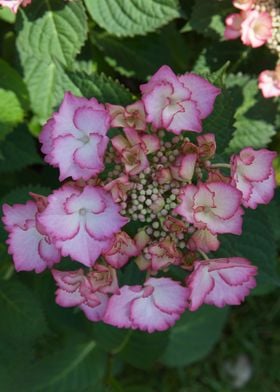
[216,208,280,295]
[16,0,88,65]
[22,57,78,122]
[203,90,236,153]
[0,7,16,23]
[92,322,169,369]
[91,25,189,80]
[84,0,180,37]
[66,71,133,105]
[161,306,229,367]
[0,59,29,110]
[188,0,232,39]
[0,125,42,173]
[21,341,107,392]
[226,76,277,152]
[0,278,47,345]
[0,88,24,127]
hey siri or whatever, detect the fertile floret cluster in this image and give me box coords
[2,65,276,332]
[224,0,280,98]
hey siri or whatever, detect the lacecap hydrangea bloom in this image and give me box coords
[2,65,276,333]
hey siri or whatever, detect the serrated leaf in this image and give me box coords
[0,278,47,345]
[91,25,189,80]
[0,88,24,127]
[66,71,132,104]
[161,306,229,367]
[92,322,169,369]
[226,77,277,152]
[203,90,236,153]
[20,341,106,392]
[0,59,29,110]
[188,0,232,39]
[22,57,79,122]
[216,208,280,295]
[0,125,42,173]
[85,0,180,37]
[16,0,88,65]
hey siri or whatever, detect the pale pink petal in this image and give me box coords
[80,292,109,321]
[224,13,243,40]
[103,286,142,328]
[186,263,214,311]
[178,74,221,118]
[2,201,37,231]
[73,107,109,135]
[166,100,202,134]
[208,182,242,219]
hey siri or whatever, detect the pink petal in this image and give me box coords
[165,100,202,134]
[73,107,109,135]
[178,74,221,119]
[80,292,109,322]
[187,262,215,311]
[2,201,37,231]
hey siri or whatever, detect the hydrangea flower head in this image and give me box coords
[2,65,276,333]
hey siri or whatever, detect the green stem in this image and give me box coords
[210,163,231,169]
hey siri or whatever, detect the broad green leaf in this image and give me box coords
[84,0,180,37]
[91,25,189,80]
[0,88,24,128]
[0,125,42,173]
[92,322,169,369]
[226,76,277,152]
[0,278,47,345]
[66,71,132,104]
[22,57,78,122]
[203,90,236,153]
[216,208,280,295]
[161,306,229,367]
[0,59,29,110]
[188,0,232,39]
[21,341,107,392]
[16,0,88,65]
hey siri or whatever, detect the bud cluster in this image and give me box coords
[2,65,276,332]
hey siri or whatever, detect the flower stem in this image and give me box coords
[210,163,231,169]
[198,250,209,260]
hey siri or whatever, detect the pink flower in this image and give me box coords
[258,66,280,98]
[0,0,31,13]
[186,257,257,310]
[103,277,189,332]
[233,0,254,11]
[2,200,61,273]
[103,231,140,269]
[175,182,244,235]
[138,238,183,272]
[107,101,146,130]
[197,133,216,160]
[187,229,220,253]
[241,10,272,48]
[224,13,244,40]
[38,185,128,266]
[140,65,220,134]
[231,147,276,209]
[170,153,197,182]
[163,215,189,234]
[39,92,110,181]
[112,128,160,175]
[104,175,133,203]
[52,268,112,322]
[87,264,119,294]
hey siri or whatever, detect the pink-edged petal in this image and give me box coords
[55,288,85,307]
[130,296,181,333]
[174,185,196,223]
[178,74,221,119]
[187,229,220,253]
[73,134,108,171]
[64,186,106,215]
[7,224,48,273]
[166,100,202,134]
[141,134,160,154]
[52,269,85,292]
[39,118,55,161]
[143,83,173,128]
[208,182,242,219]
[55,224,111,267]
[80,292,109,321]
[186,262,215,311]
[146,277,189,314]
[243,171,276,209]
[140,65,180,95]
[38,237,61,267]
[2,201,37,231]
[73,107,109,135]
[103,285,142,328]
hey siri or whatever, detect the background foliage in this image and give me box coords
[0,0,279,390]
